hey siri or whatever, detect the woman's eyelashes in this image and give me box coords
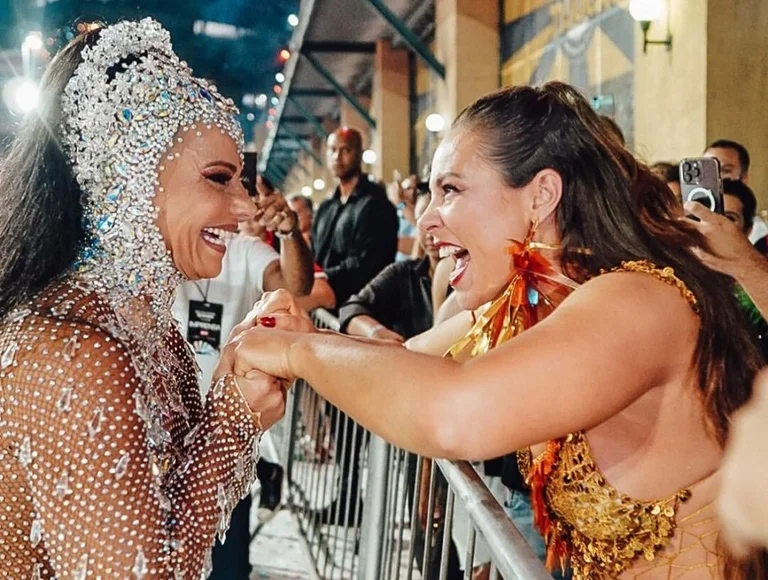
[203,170,233,186]
[442,183,462,197]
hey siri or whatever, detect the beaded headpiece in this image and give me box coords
[59,18,243,338]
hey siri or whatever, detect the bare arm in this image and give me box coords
[235,273,697,460]
[256,178,313,296]
[347,313,404,342]
[295,277,336,312]
[685,201,768,318]
[261,236,313,296]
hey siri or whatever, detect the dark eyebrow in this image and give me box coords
[436,171,463,183]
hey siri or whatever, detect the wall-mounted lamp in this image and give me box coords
[629,0,672,53]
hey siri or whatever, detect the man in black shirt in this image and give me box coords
[312,127,398,306]
[338,188,438,340]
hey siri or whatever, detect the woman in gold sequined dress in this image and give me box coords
[0,20,288,578]
[233,83,767,579]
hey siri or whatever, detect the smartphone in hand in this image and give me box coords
[679,157,724,214]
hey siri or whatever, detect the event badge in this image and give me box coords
[187,300,224,355]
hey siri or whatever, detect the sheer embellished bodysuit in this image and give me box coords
[516,261,721,579]
[0,278,261,578]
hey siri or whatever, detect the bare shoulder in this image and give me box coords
[547,268,701,370]
[406,309,474,356]
[563,268,699,321]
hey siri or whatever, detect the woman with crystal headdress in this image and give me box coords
[231,84,768,578]
[0,20,289,578]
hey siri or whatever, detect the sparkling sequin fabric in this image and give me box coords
[0,281,261,578]
[518,261,720,579]
[0,19,260,579]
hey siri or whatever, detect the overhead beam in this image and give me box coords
[288,94,330,139]
[264,166,286,186]
[301,50,376,128]
[282,115,326,124]
[259,0,319,173]
[303,40,377,53]
[275,133,313,141]
[362,0,446,79]
[291,88,338,98]
[279,123,325,167]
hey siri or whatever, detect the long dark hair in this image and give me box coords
[0,28,103,319]
[454,82,766,578]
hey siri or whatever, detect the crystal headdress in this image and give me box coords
[59,18,243,341]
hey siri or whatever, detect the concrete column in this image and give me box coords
[371,39,411,181]
[435,0,500,123]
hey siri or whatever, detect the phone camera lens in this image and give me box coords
[691,165,701,178]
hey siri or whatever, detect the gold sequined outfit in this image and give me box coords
[0,279,261,578]
[518,261,721,579]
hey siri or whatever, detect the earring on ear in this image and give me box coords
[528,216,540,240]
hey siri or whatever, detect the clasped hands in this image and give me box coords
[212,290,316,430]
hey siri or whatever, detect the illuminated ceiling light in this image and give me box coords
[268,108,277,116]
[266,120,274,129]
[362,149,377,165]
[255,93,268,108]
[274,85,283,95]
[246,112,255,121]
[3,77,39,115]
[301,185,312,196]
[275,72,285,83]
[313,178,326,191]
[425,113,446,133]
[271,97,279,106]
[23,32,43,51]
[242,93,255,107]
[279,49,291,61]
[288,14,299,27]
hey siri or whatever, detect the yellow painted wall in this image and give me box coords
[501,0,636,145]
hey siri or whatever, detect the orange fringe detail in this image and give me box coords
[526,439,570,572]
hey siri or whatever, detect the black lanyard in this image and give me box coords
[192,280,211,303]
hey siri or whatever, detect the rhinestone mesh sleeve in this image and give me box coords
[0,285,261,579]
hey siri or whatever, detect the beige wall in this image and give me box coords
[633,0,708,167]
[706,0,768,205]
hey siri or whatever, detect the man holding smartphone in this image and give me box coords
[685,179,768,343]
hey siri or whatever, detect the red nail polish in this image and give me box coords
[259,316,276,328]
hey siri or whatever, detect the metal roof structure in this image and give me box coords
[0,0,299,143]
[259,0,438,186]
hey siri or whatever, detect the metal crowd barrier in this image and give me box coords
[278,309,551,580]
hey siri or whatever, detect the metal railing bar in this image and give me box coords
[436,460,551,580]
[405,455,424,580]
[439,489,456,580]
[463,527,476,580]
[393,450,410,577]
[421,460,438,574]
